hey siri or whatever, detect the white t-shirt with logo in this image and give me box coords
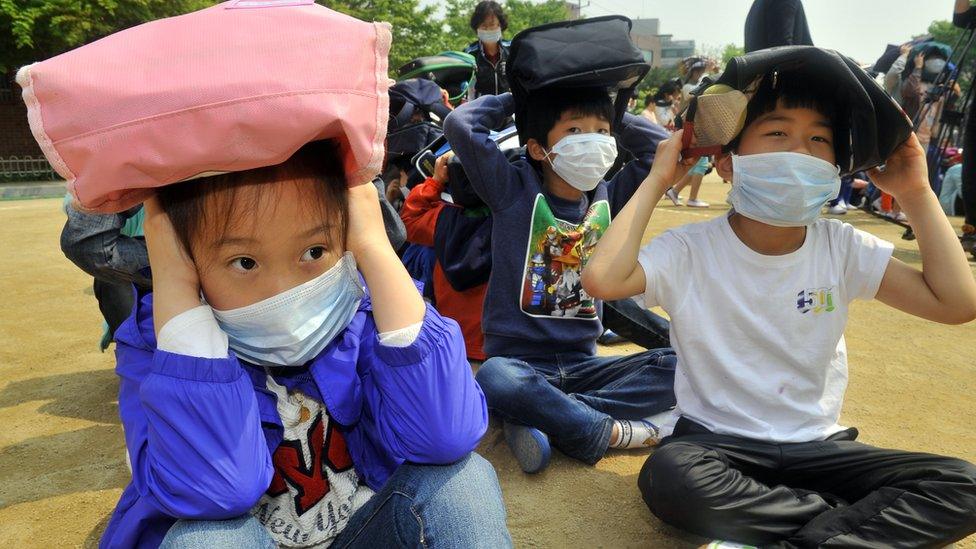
[638,215,894,443]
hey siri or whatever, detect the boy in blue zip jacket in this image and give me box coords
[101,142,511,548]
[443,87,677,474]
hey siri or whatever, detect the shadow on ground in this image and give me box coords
[0,369,119,426]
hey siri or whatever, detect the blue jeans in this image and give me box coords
[475,349,677,465]
[828,175,854,207]
[159,453,511,548]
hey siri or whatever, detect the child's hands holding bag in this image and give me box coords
[867,133,930,201]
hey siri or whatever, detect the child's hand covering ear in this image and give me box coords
[647,129,696,189]
[868,133,930,201]
[143,195,202,337]
[346,181,427,332]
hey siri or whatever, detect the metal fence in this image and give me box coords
[0,156,60,181]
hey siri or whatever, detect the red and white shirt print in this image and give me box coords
[251,377,374,547]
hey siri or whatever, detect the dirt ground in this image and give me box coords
[1,178,975,548]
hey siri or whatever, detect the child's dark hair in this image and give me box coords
[157,139,349,264]
[523,86,615,148]
[652,81,680,103]
[470,1,507,31]
[730,69,848,153]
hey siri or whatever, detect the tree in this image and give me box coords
[925,20,966,52]
[325,0,451,74]
[721,43,744,64]
[0,0,574,79]
[441,0,570,53]
[0,0,219,74]
[924,19,974,93]
[504,0,570,36]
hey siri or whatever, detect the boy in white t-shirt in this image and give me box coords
[583,62,976,546]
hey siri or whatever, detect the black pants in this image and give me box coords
[639,418,976,548]
[94,278,137,338]
[961,108,976,227]
[603,298,671,350]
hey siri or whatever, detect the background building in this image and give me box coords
[630,18,695,68]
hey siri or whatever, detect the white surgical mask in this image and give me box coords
[544,133,618,192]
[211,252,364,367]
[727,152,841,227]
[478,28,502,44]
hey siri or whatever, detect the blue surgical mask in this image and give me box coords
[727,152,841,227]
[478,28,502,44]
[924,58,947,75]
[211,252,364,367]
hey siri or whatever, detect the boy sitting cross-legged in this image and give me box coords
[583,56,976,546]
[443,86,677,474]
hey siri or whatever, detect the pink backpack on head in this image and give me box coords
[17,0,391,213]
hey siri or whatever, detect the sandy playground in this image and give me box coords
[1,177,974,548]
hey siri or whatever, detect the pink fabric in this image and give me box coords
[17,1,391,213]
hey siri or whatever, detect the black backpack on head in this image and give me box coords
[386,79,453,169]
[506,16,650,145]
[682,46,914,175]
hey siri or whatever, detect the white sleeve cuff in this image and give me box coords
[377,321,424,348]
[157,305,229,359]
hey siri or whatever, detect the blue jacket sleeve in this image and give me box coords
[114,293,273,520]
[607,113,670,216]
[359,305,488,463]
[443,93,522,212]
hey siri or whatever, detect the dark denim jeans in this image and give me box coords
[475,348,677,465]
[828,175,854,208]
[160,453,512,548]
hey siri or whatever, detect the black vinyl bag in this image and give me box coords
[434,210,492,292]
[506,16,650,145]
[682,46,914,175]
[386,79,452,168]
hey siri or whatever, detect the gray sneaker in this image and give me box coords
[665,187,682,206]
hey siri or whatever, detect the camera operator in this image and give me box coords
[953,0,976,255]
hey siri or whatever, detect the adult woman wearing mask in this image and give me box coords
[464,1,511,99]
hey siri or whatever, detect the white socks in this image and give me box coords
[609,419,660,450]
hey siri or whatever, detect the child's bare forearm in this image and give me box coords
[584,173,668,299]
[896,187,976,315]
[357,244,426,333]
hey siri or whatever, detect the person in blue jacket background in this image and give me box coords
[100,138,511,548]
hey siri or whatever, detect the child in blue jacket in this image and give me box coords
[101,139,511,548]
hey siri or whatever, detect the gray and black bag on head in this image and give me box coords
[506,16,650,145]
[680,46,914,175]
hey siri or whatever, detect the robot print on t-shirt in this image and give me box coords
[520,194,610,319]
